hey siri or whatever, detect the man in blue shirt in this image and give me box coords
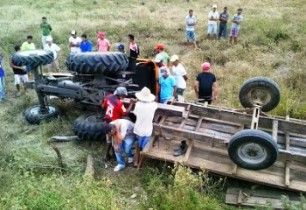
[158,67,176,103]
[80,34,92,52]
[218,7,229,39]
[0,55,5,101]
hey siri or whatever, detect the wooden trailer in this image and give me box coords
[142,77,306,192]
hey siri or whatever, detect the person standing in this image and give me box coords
[104,119,135,172]
[21,35,36,74]
[218,7,229,39]
[102,87,135,161]
[44,37,61,72]
[158,67,176,103]
[80,34,92,52]
[207,5,219,40]
[10,45,28,96]
[40,17,52,47]
[0,55,5,102]
[194,62,218,104]
[96,32,111,52]
[229,8,243,45]
[185,9,198,48]
[170,55,188,101]
[133,87,157,169]
[128,34,139,58]
[69,30,81,53]
[154,44,170,66]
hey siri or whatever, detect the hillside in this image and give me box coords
[0,0,306,209]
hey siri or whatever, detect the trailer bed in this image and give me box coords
[142,102,306,192]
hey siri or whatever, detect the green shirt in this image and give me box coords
[21,42,35,51]
[40,23,52,36]
[158,51,170,65]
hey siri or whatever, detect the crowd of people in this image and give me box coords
[186,5,243,47]
[0,8,225,171]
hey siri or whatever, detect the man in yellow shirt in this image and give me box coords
[21,35,36,74]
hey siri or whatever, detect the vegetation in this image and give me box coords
[0,0,306,209]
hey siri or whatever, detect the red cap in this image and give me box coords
[201,62,211,71]
[155,43,164,51]
[97,32,105,38]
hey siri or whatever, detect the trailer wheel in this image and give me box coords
[67,52,129,75]
[73,113,107,141]
[13,50,54,67]
[228,129,278,170]
[24,105,59,124]
[239,77,280,112]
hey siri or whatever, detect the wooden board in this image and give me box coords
[226,187,301,209]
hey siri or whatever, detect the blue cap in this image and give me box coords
[117,43,125,51]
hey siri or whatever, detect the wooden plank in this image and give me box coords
[285,132,290,150]
[272,120,278,142]
[183,140,193,162]
[285,161,290,186]
[194,118,203,132]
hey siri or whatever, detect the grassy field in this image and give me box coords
[0,0,306,209]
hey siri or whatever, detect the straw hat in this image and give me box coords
[135,87,155,102]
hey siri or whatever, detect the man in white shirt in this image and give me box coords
[207,5,219,40]
[170,55,188,101]
[132,87,157,169]
[105,119,135,172]
[185,9,198,48]
[44,36,61,72]
[69,30,81,53]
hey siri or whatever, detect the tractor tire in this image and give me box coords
[66,52,129,75]
[24,105,59,124]
[228,129,278,170]
[73,113,108,141]
[12,50,54,67]
[239,77,280,112]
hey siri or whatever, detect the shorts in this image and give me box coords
[137,135,151,150]
[198,96,212,104]
[185,31,196,41]
[176,88,185,96]
[14,74,29,85]
[207,24,217,34]
[105,118,112,143]
[230,28,240,37]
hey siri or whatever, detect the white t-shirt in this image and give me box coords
[110,119,135,138]
[186,15,196,31]
[208,11,219,25]
[133,101,158,137]
[69,36,81,53]
[172,63,187,89]
[44,43,61,60]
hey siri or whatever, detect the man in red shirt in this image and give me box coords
[102,87,134,160]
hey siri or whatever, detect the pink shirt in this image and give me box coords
[97,39,110,52]
[129,42,137,51]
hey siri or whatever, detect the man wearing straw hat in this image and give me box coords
[133,87,157,169]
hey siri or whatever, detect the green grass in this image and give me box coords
[1,0,306,209]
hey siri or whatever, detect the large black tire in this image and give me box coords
[73,113,107,141]
[24,105,59,124]
[67,52,129,75]
[239,77,280,112]
[228,129,278,170]
[12,50,54,67]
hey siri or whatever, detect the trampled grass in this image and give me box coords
[0,0,306,209]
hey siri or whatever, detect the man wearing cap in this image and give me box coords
[69,30,81,53]
[185,9,198,48]
[218,7,229,39]
[154,54,165,76]
[158,67,177,103]
[80,34,92,52]
[229,8,243,45]
[44,37,61,72]
[170,55,188,100]
[132,87,157,169]
[194,62,218,104]
[154,44,169,66]
[104,118,135,172]
[207,5,219,40]
[96,32,111,52]
[117,43,125,53]
[102,87,135,160]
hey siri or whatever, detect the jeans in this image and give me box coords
[137,135,151,150]
[218,24,227,39]
[114,134,135,166]
[0,77,5,100]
